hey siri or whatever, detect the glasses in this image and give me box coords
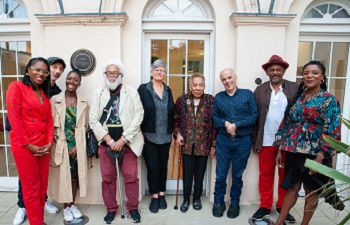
[154,68,166,73]
[104,71,122,77]
[30,66,50,76]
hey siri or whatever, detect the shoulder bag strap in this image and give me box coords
[99,94,115,125]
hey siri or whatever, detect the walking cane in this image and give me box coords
[174,144,182,210]
[116,158,125,219]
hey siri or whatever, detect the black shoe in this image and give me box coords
[193,199,202,210]
[180,201,190,213]
[149,198,159,213]
[104,211,116,224]
[212,203,226,217]
[252,207,271,221]
[276,208,296,223]
[129,209,141,223]
[227,204,240,218]
[159,195,167,209]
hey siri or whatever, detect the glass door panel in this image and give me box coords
[329,79,346,108]
[169,76,185,103]
[331,42,349,77]
[314,42,331,77]
[297,41,313,76]
[169,40,186,75]
[0,147,7,176]
[188,40,204,74]
[1,42,17,75]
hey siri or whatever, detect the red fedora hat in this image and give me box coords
[262,55,289,71]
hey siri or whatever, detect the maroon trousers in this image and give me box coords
[12,146,50,225]
[258,146,286,209]
[99,145,139,213]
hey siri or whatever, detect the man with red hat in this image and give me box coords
[252,55,298,223]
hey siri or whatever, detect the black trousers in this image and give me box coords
[18,180,48,208]
[142,138,171,195]
[182,153,208,202]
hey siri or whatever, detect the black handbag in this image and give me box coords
[86,128,99,158]
[86,95,115,158]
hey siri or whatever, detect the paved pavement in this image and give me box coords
[0,192,348,225]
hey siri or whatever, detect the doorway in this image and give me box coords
[142,33,212,194]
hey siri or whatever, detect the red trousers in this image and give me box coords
[12,146,50,225]
[258,146,286,209]
[99,145,139,212]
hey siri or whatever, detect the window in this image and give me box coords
[0,0,27,19]
[144,0,212,20]
[0,41,31,178]
[304,3,350,19]
[297,41,349,110]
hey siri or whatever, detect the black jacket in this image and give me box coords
[49,83,62,98]
[137,82,174,134]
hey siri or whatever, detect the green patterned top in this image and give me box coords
[64,106,77,150]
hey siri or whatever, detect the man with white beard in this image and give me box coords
[89,59,144,224]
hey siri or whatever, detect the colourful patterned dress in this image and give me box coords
[64,106,78,180]
[274,90,341,156]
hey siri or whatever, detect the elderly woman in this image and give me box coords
[89,59,144,224]
[273,61,341,225]
[6,57,53,225]
[137,59,174,213]
[48,70,89,222]
[174,73,216,212]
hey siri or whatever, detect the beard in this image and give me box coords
[105,76,122,91]
[270,76,282,84]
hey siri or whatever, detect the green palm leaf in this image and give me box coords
[342,117,350,130]
[338,212,350,225]
[323,135,350,155]
[304,159,350,184]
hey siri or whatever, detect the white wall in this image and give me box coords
[19,0,312,205]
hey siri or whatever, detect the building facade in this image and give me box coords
[0,0,349,204]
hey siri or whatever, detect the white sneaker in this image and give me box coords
[63,207,74,222]
[45,201,59,214]
[13,207,26,225]
[70,205,83,218]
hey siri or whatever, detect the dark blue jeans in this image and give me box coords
[214,134,252,206]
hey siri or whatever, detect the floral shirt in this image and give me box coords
[274,90,340,156]
[174,93,216,156]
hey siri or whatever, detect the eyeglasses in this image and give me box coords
[104,71,122,77]
[154,68,166,73]
[30,66,50,76]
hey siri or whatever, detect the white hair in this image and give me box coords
[104,59,125,76]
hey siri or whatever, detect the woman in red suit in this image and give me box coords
[6,57,54,225]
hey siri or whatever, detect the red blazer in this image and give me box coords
[6,81,54,148]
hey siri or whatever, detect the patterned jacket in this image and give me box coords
[274,90,340,156]
[174,93,216,156]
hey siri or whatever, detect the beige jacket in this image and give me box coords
[89,85,144,156]
[48,92,89,203]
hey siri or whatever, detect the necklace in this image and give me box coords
[66,93,77,106]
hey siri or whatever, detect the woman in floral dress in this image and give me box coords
[273,61,341,225]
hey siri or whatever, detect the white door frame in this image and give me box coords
[141,32,213,195]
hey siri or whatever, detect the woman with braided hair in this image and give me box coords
[273,61,341,225]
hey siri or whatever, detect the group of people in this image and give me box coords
[6,54,341,225]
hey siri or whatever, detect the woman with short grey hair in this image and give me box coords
[137,59,174,213]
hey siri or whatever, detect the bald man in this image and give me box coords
[212,68,257,219]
